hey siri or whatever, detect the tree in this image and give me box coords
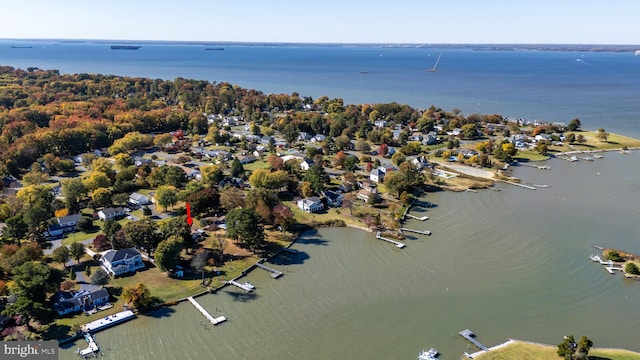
[61,178,87,214]
[226,208,265,251]
[122,283,152,309]
[576,335,593,359]
[154,235,184,272]
[186,187,219,216]
[142,206,153,217]
[567,118,582,131]
[22,164,48,185]
[596,128,609,142]
[302,163,329,194]
[51,245,71,268]
[565,133,576,143]
[191,248,210,284]
[267,154,285,171]
[159,215,193,253]
[273,204,295,232]
[155,185,179,211]
[576,134,586,144]
[93,234,111,251]
[332,150,347,168]
[355,138,371,152]
[69,242,86,264]
[230,158,245,178]
[123,219,160,257]
[114,153,134,170]
[92,187,112,208]
[83,171,111,191]
[219,186,245,211]
[2,215,28,244]
[90,268,110,285]
[2,261,56,330]
[391,151,406,166]
[557,335,576,360]
[625,262,640,275]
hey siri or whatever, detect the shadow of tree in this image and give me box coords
[589,356,612,360]
[270,251,310,266]
[140,306,176,319]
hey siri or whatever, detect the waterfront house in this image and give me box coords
[98,207,125,221]
[100,248,144,276]
[52,288,110,316]
[323,190,344,208]
[297,197,324,213]
[129,192,150,206]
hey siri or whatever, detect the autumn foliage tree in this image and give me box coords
[122,283,153,309]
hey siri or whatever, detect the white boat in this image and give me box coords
[569,156,579,162]
[417,348,438,360]
[425,54,441,73]
[589,254,602,262]
[243,281,256,290]
[593,154,603,159]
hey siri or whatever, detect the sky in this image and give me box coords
[1,0,639,44]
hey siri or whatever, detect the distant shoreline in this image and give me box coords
[1,38,639,52]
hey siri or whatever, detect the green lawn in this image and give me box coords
[474,340,640,360]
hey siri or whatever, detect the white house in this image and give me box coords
[129,192,150,206]
[98,207,125,221]
[57,213,83,231]
[100,248,145,276]
[300,158,315,171]
[297,197,324,213]
[370,168,384,183]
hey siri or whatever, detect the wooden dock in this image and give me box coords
[256,262,283,278]
[81,310,136,333]
[460,329,488,351]
[405,214,429,221]
[78,333,101,358]
[187,297,227,325]
[375,232,406,248]
[400,227,431,236]
[227,280,256,292]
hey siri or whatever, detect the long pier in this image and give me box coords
[227,280,256,292]
[81,310,136,333]
[187,297,227,325]
[400,227,431,236]
[405,214,429,221]
[376,232,406,248]
[256,262,283,278]
[460,329,488,351]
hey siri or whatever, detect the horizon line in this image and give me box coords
[1,38,639,47]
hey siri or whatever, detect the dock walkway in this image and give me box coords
[187,297,227,325]
[400,227,431,236]
[81,310,136,333]
[78,333,101,358]
[256,262,283,278]
[460,329,488,351]
[405,214,429,221]
[227,280,256,292]
[375,232,406,248]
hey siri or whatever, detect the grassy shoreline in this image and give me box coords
[473,340,640,360]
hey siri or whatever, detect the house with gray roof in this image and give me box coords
[100,248,144,276]
[297,197,324,213]
[52,288,110,316]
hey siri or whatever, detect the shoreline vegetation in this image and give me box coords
[473,340,640,360]
[0,66,639,355]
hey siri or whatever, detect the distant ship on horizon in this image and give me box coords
[10,45,33,49]
[110,45,141,50]
[205,47,224,51]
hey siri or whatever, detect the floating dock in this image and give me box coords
[256,262,283,278]
[375,232,406,248]
[227,280,256,292]
[400,227,432,236]
[187,297,227,325]
[405,214,429,221]
[81,310,136,333]
[459,329,488,351]
[78,333,101,358]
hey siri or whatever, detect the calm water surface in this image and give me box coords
[60,153,640,360]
